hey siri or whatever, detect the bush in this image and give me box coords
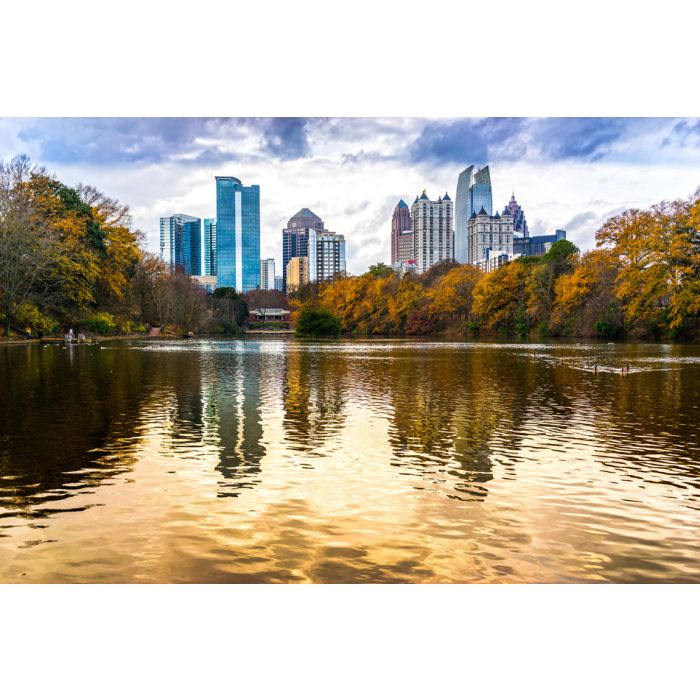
[117,319,147,334]
[295,308,342,338]
[594,319,623,340]
[14,303,59,335]
[80,311,116,335]
[221,320,244,336]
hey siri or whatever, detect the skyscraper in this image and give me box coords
[390,199,412,265]
[216,176,260,292]
[159,213,202,275]
[506,192,529,237]
[411,190,453,273]
[260,258,276,290]
[308,229,346,282]
[203,218,217,276]
[455,165,493,263]
[282,208,324,292]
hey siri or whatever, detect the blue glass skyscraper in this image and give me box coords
[215,177,260,292]
[159,213,202,275]
[454,165,492,263]
[203,218,217,276]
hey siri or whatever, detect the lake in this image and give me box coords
[1,338,699,583]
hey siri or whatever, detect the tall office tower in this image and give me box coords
[308,230,346,282]
[274,275,284,292]
[203,218,217,276]
[455,165,493,263]
[282,208,324,292]
[215,176,260,292]
[411,190,453,273]
[286,256,309,293]
[260,258,276,290]
[159,213,202,275]
[390,199,412,264]
[506,192,529,237]
[467,206,514,266]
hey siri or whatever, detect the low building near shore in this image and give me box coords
[248,308,291,323]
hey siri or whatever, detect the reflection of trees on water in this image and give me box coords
[376,348,536,501]
[3,340,698,517]
[0,344,150,516]
[282,348,347,451]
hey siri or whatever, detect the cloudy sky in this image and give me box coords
[1,117,699,274]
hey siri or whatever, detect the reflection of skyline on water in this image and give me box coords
[1,339,700,582]
[2,340,700,509]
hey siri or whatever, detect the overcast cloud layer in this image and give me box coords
[1,117,699,274]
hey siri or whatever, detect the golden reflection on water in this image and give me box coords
[0,339,699,582]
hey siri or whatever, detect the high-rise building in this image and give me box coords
[506,193,529,237]
[513,229,567,257]
[282,208,324,292]
[203,218,217,276]
[286,256,309,292]
[159,213,202,275]
[260,258,276,290]
[308,229,346,282]
[467,206,514,266]
[216,176,260,292]
[411,190,453,273]
[274,275,284,292]
[391,199,412,265]
[455,165,493,263]
[397,229,414,265]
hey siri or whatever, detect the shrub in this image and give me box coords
[221,320,244,336]
[80,311,116,335]
[14,303,58,335]
[594,319,623,340]
[295,308,342,338]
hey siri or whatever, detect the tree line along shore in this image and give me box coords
[1,155,698,341]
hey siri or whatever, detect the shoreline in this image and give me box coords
[3,333,698,346]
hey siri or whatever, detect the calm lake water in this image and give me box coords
[1,338,699,583]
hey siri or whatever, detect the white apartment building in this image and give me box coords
[259,258,276,290]
[411,190,453,273]
[467,207,514,266]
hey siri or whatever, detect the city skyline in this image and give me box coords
[1,117,699,274]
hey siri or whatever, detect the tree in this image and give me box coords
[170,270,209,332]
[596,192,700,336]
[0,155,55,336]
[295,308,342,337]
[525,240,579,333]
[367,262,395,278]
[212,287,248,328]
[472,260,531,336]
[552,249,622,337]
[425,264,483,330]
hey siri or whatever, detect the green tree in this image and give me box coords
[295,308,342,337]
[367,262,395,278]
